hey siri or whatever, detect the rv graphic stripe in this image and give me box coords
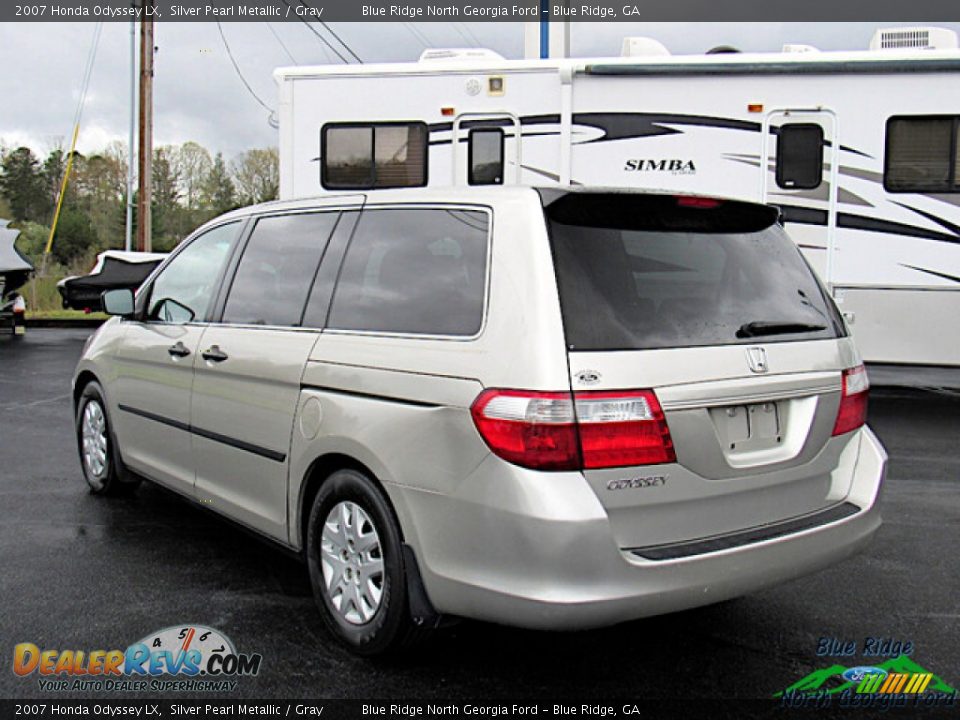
[777,205,960,246]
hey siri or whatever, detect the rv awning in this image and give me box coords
[584,57,960,77]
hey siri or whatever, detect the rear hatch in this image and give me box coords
[542,190,859,552]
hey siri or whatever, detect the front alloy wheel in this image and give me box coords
[75,381,140,495]
[81,399,109,482]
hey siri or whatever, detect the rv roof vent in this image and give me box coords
[418,48,505,62]
[869,26,958,51]
[782,44,820,54]
[620,37,671,57]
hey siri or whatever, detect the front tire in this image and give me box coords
[76,381,141,495]
[306,469,423,656]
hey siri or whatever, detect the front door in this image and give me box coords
[111,221,242,496]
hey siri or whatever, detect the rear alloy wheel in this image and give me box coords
[321,501,385,625]
[75,381,141,495]
[306,469,424,655]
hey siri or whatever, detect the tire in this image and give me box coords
[75,381,141,495]
[306,468,425,656]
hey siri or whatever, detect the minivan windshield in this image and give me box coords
[542,192,845,351]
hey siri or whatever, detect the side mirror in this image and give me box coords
[102,288,135,317]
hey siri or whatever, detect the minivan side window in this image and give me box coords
[148,222,238,323]
[327,208,489,336]
[221,212,340,327]
[776,123,824,190]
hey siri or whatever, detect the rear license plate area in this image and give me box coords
[711,401,781,451]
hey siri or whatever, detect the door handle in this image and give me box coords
[201,345,229,362]
[167,341,191,358]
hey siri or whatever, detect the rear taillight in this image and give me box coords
[471,388,675,471]
[832,365,869,436]
[470,390,579,471]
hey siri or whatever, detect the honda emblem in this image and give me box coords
[746,347,768,374]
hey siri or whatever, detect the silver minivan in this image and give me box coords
[73,187,886,655]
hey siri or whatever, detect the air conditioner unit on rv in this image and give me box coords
[869,26,959,51]
[419,48,505,62]
[782,44,820,54]
[620,37,671,57]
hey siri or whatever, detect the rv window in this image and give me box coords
[885,116,957,192]
[468,129,505,185]
[327,208,489,336]
[322,123,427,190]
[776,124,824,190]
[221,212,339,327]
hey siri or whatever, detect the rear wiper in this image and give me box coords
[736,320,827,338]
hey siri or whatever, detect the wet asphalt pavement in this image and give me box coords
[0,328,957,701]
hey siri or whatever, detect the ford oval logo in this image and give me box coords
[576,370,601,385]
[842,666,888,683]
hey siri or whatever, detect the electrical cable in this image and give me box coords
[454,22,483,47]
[315,19,363,63]
[216,22,275,114]
[266,22,299,65]
[280,0,348,63]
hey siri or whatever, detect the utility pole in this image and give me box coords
[136,2,154,252]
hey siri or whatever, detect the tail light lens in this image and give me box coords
[832,365,869,436]
[471,388,675,471]
[470,390,579,471]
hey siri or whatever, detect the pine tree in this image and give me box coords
[201,152,237,216]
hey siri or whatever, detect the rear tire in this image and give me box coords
[306,468,426,656]
[76,381,141,495]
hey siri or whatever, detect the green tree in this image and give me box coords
[0,147,47,222]
[50,206,98,266]
[42,147,68,216]
[201,152,237,215]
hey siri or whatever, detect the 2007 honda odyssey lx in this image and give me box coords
[73,187,886,655]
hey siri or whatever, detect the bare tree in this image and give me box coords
[231,147,279,206]
[174,141,213,209]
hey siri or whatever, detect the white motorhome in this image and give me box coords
[274,27,960,367]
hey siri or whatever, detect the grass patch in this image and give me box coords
[27,310,108,321]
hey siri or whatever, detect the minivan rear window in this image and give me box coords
[542,192,844,351]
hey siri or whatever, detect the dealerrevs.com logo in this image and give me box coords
[13,625,262,692]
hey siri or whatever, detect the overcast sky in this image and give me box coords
[2,21,959,160]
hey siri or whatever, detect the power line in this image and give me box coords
[457,22,483,47]
[316,20,363,63]
[72,22,104,132]
[403,22,431,49]
[450,23,473,45]
[266,22,299,65]
[279,0,348,63]
[295,0,363,63]
[216,22,275,114]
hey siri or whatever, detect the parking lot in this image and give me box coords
[1,328,957,701]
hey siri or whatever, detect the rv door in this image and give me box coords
[761,109,839,289]
[452,113,521,186]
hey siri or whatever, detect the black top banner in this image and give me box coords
[6,0,960,22]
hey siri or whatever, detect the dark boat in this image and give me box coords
[58,250,166,312]
[0,220,33,337]
[0,220,32,296]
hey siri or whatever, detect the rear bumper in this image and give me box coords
[399,426,885,630]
